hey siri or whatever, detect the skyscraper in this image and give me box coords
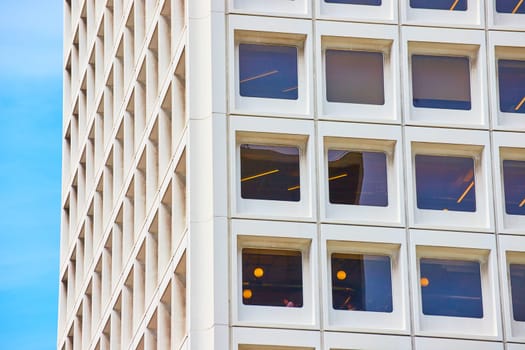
[59,0,525,349]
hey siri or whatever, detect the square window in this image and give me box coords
[317,0,396,22]
[234,327,321,350]
[410,0,467,11]
[331,253,392,312]
[420,258,483,318]
[240,144,300,202]
[503,160,525,215]
[498,59,525,114]
[401,0,483,26]
[325,0,381,5]
[496,0,525,13]
[510,263,525,321]
[415,155,476,212]
[411,55,471,111]
[325,50,384,105]
[229,0,310,17]
[327,150,388,206]
[242,248,303,308]
[239,44,298,100]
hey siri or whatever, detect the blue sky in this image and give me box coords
[0,1,63,349]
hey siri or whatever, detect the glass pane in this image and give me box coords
[240,144,300,202]
[325,50,385,105]
[328,150,388,206]
[415,155,476,212]
[410,0,467,10]
[503,160,525,215]
[325,0,381,5]
[496,0,525,13]
[510,263,525,321]
[331,253,393,312]
[411,55,471,110]
[498,60,525,114]
[239,44,298,100]
[420,258,483,318]
[242,248,303,308]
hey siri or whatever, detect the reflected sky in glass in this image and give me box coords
[496,0,525,13]
[510,263,525,321]
[410,0,467,10]
[503,160,525,215]
[498,60,525,114]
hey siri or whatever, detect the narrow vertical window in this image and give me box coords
[510,263,525,321]
[410,0,467,11]
[498,60,525,114]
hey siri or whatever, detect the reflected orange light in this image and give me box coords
[420,277,430,287]
[457,181,475,204]
[253,267,264,278]
[241,169,279,182]
[449,0,460,10]
[512,0,524,14]
[336,270,347,280]
[243,289,253,299]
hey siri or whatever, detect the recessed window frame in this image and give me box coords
[228,0,311,18]
[234,326,321,350]
[410,230,502,340]
[229,15,313,118]
[324,332,411,350]
[488,31,525,131]
[316,0,397,24]
[231,219,318,328]
[492,132,525,234]
[321,224,409,333]
[318,122,404,226]
[414,337,506,350]
[405,127,494,232]
[402,26,488,129]
[316,21,400,124]
[401,0,484,27]
[230,116,315,221]
[499,235,525,342]
[488,0,525,30]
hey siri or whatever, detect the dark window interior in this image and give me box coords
[240,144,300,202]
[328,150,388,206]
[331,253,393,312]
[420,258,483,318]
[242,248,303,308]
[410,0,467,10]
[239,44,298,100]
[415,155,476,212]
[411,55,471,110]
[498,59,525,114]
[324,0,381,6]
[503,160,525,215]
[325,50,385,105]
[510,263,525,321]
[496,0,525,13]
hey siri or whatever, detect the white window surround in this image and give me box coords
[321,224,409,334]
[401,26,488,129]
[230,116,316,221]
[487,0,525,31]
[499,235,525,342]
[228,0,311,18]
[316,0,397,24]
[318,122,404,226]
[231,219,319,328]
[414,336,504,350]
[400,0,485,28]
[492,132,525,234]
[233,326,321,350]
[488,31,525,131]
[228,15,313,119]
[324,332,411,350]
[409,230,502,340]
[315,21,400,124]
[404,127,494,232]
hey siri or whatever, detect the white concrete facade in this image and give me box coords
[58,0,525,349]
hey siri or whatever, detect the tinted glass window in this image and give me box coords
[410,0,467,10]
[496,0,525,13]
[498,59,525,114]
[328,150,388,206]
[415,155,476,212]
[503,160,525,215]
[412,55,471,110]
[420,258,483,318]
[240,144,300,202]
[242,248,303,308]
[325,0,381,6]
[510,263,525,321]
[239,44,298,100]
[325,50,385,105]
[331,253,393,312]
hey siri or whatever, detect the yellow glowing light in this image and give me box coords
[241,169,279,182]
[336,270,347,280]
[243,289,253,299]
[515,96,525,111]
[253,267,264,278]
[457,181,475,204]
[449,0,460,10]
[420,277,430,287]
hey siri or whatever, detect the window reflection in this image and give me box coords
[510,263,525,321]
[328,150,388,206]
[239,44,298,100]
[410,0,467,10]
[331,253,393,312]
[325,50,385,105]
[420,258,483,318]
[324,0,381,6]
[503,160,525,215]
[242,248,303,308]
[411,55,471,110]
[415,155,476,212]
[496,0,525,13]
[498,60,525,114]
[240,144,300,202]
